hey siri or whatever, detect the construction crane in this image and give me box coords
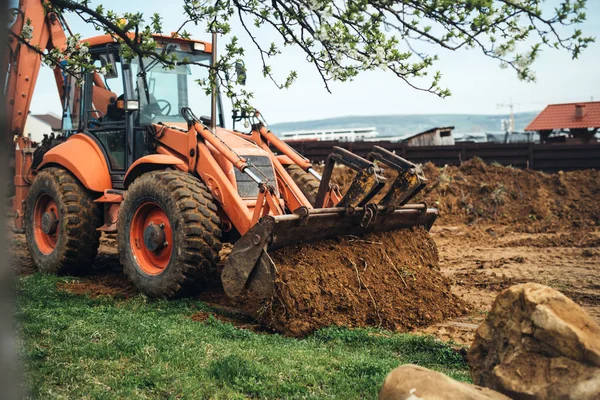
[497,100,519,143]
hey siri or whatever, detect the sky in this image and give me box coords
[20,0,600,125]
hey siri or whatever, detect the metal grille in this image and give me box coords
[234,156,277,198]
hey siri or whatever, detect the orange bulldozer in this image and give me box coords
[6,0,438,301]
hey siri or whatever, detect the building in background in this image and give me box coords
[279,127,379,142]
[403,126,454,147]
[525,102,600,143]
[24,113,61,142]
[485,131,539,143]
[454,132,487,143]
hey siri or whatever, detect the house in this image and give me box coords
[525,102,600,143]
[24,113,61,142]
[403,126,454,147]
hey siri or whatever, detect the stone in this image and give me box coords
[379,364,510,400]
[468,283,600,399]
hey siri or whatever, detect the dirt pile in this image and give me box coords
[251,227,468,336]
[329,158,600,232]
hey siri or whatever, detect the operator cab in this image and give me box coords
[60,35,222,188]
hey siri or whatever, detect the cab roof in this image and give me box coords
[83,33,212,53]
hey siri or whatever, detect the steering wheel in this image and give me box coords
[153,99,172,116]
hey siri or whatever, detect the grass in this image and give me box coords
[16,273,470,399]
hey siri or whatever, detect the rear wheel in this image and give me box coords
[24,167,101,274]
[285,164,320,206]
[117,170,222,298]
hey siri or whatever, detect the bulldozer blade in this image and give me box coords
[221,204,438,300]
[221,218,276,299]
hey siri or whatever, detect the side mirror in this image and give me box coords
[235,60,246,86]
[99,52,118,79]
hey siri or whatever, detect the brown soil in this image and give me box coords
[10,229,138,299]
[330,158,600,233]
[329,158,600,345]
[10,230,36,276]
[419,159,600,232]
[415,225,600,345]
[54,233,138,298]
[251,228,468,337]
[190,305,267,333]
[56,271,137,299]
[500,234,600,248]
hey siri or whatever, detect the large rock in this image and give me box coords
[468,283,600,399]
[379,365,510,399]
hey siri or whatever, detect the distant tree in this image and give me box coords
[9,0,595,110]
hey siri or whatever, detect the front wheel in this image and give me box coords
[117,170,222,298]
[285,164,320,206]
[24,167,101,274]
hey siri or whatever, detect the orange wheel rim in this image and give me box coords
[130,202,173,275]
[33,194,60,255]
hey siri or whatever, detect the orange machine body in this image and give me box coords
[38,134,112,192]
[6,0,318,237]
[7,0,438,303]
[149,122,315,237]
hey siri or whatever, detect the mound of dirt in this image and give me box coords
[329,158,600,232]
[250,227,468,336]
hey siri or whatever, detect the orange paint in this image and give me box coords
[196,142,253,235]
[83,34,212,53]
[276,154,294,165]
[39,134,112,192]
[259,126,312,170]
[12,136,35,230]
[195,122,248,171]
[33,193,59,254]
[129,202,173,275]
[124,153,186,187]
[259,141,312,210]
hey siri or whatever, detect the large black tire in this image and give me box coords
[284,164,320,206]
[24,167,101,274]
[117,170,222,298]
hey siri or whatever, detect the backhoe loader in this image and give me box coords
[6,0,438,301]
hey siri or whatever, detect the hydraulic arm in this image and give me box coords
[5,0,69,229]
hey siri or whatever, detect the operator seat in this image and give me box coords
[105,94,126,122]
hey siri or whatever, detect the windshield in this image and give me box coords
[131,50,219,125]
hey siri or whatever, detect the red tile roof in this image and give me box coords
[525,102,600,131]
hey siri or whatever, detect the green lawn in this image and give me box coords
[16,273,469,399]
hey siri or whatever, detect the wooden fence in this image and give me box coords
[286,141,600,172]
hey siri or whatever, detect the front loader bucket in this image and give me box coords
[221,204,438,300]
